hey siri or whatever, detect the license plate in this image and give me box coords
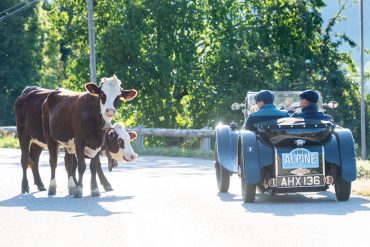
[277,175,325,187]
[282,148,319,169]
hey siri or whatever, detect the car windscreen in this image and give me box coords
[245,91,323,117]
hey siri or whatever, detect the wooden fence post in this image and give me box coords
[200,126,211,152]
[135,125,144,151]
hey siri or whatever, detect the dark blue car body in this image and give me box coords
[215,91,356,202]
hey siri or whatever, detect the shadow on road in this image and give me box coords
[217,191,370,216]
[0,192,134,217]
[217,192,242,202]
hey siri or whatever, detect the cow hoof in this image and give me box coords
[22,180,30,193]
[38,185,46,191]
[73,186,83,198]
[48,187,56,196]
[48,179,57,195]
[68,177,76,195]
[104,185,113,192]
[68,187,75,195]
[22,186,30,194]
[91,188,101,197]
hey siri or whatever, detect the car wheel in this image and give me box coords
[334,168,351,201]
[215,146,230,193]
[239,149,256,203]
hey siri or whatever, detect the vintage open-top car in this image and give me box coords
[215,91,357,202]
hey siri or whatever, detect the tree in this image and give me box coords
[47,0,364,149]
[0,1,62,126]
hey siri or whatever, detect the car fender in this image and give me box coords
[257,139,274,169]
[215,124,238,173]
[324,134,341,166]
[335,128,357,182]
[240,130,260,184]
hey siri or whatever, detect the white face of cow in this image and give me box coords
[85,75,138,125]
[107,123,138,162]
[99,76,122,123]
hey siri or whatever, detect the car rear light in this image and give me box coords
[325,176,334,184]
[268,178,277,187]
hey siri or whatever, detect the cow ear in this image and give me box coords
[85,83,101,95]
[120,89,137,102]
[128,132,137,141]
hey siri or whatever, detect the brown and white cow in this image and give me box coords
[86,75,137,125]
[14,86,51,193]
[15,80,137,196]
[14,86,116,194]
[66,123,137,196]
[42,77,137,197]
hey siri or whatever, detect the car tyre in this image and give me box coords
[241,166,256,203]
[334,168,351,201]
[215,146,230,193]
[239,147,256,203]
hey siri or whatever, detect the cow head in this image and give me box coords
[85,75,137,124]
[105,123,138,162]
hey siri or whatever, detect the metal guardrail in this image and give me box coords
[0,126,16,135]
[126,126,214,151]
[126,126,214,137]
[0,126,214,151]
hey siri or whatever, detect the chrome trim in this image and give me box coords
[322,145,325,176]
[294,139,306,146]
[274,147,278,179]
[275,174,325,188]
[291,168,311,175]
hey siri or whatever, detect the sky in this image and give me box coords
[321,0,370,92]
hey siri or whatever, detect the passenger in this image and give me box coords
[290,90,333,121]
[243,90,289,131]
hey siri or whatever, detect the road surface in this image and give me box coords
[0,148,369,247]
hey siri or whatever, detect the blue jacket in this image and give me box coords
[291,104,333,121]
[243,104,289,130]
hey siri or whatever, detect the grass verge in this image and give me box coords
[353,159,370,196]
[0,136,19,149]
[0,136,214,159]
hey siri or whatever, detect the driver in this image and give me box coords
[290,90,333,121]
[243,90,289,130]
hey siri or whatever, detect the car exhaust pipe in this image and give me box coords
[268,178,277,187]
[325,176,334,184]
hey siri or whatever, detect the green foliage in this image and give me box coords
[0,136,19,149]
[357,159,370,179]
[357,165,370,180]
[0,0,39,125]
[0,0,368,153]
[0,1,63,126]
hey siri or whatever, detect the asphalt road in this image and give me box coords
[0,148,370,247]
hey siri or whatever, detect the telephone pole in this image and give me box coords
[360,0,366,159]
[87,0,97,84]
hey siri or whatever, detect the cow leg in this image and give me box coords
[18,132,31,194]
[72,155,78,185]
[64,153,76,195]
[42,105,59,196]
[29,143,46,191]
[97,159,113,191]
[47,140,59,196]
[90,156,100,197]
[74,145,86,198]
